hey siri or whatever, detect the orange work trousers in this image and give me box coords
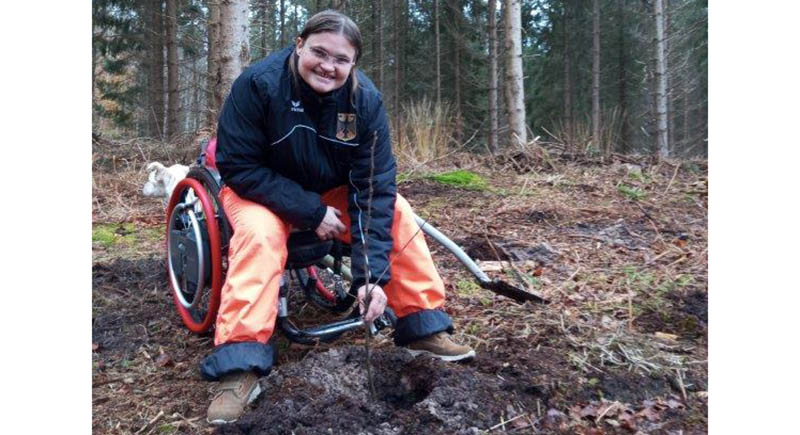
[214,185,446,346]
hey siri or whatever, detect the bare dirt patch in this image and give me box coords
[220,346,535,435]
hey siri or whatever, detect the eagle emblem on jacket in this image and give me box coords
[336,113,357,141]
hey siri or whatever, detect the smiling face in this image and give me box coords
[295,32,357,94]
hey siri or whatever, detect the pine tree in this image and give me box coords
[166,0,180,138]
[487,0,498,153]
[654,0,669,158]
[504,0,526,146]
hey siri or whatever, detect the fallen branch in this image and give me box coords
[134,410,164,434]
[662,162,681,196]
[488,413,526,431]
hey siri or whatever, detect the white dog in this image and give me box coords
[143,162,190,200]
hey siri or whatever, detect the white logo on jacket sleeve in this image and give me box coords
[290,100,304,113]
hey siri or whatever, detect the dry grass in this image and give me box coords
[392,98,455,167]
[548,106,626,157]
[92,133,210,224]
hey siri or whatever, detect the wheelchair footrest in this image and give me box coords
[277,307,396,344]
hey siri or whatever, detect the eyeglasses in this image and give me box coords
[306,46,354,67]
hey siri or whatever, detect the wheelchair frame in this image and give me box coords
[166,165,395,343]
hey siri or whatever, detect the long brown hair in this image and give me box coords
[289,10,363,102]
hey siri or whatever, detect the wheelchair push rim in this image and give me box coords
[166,176,223,334]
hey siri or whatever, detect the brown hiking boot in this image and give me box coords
[207,371,262,425]
[406,332,476,362]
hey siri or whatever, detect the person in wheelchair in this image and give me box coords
[202,9,475,424]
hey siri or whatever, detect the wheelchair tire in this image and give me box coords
[186,166,232,251]
[166,176,223,334]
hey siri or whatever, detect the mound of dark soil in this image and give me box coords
[219,346,530,435]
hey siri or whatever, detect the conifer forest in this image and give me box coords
[92,1,708,433]
[93,0,707,158]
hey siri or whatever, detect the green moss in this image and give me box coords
[656,273,695,294]
[627,171,651,183]
[456,280,482,297]
[617,184,646,201]
[427,170,488,191]
[92,226,117,247]
[92,223,142,247]
[466,322,483,335]
[156,424,177,434]
[397,172,413,184]
[623,265,656,290]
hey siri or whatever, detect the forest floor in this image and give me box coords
[92,137,708,434]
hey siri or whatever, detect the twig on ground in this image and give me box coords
[628,291,634,331]
[662,163,681,196]
[595,401,620,424]
[92,377,126,387]
[134,410,164,434]
[667,255,688,268]
[488,413,526,431]
[555,267,582,297]
[676,368,688,401]
[645,249,672,265]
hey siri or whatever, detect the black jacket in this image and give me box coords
[216,47,397,288]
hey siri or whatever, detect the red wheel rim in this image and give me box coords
[307,266,336,303]
[166,177,223,333]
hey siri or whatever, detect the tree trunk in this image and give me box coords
[148,0,166,139]
[206,0,221,129]
[374,0,383,90]
[292,1,299,39]
[562,0,573,149]
[192,57,199,131]
[451,0,464,143]
[592,0,601,155]
[654,0,669,158]
[257,0,267,59]
[683,78,690,154]
[617,0,629,152]
[665,0,674,156]
[166,0,180,138]
[451,0,464,144]
[434,0,441,107]
[92,43,98,126]
[393,0,400,133]
[454,34,463,144]
[214,0,250,128]
[503,0,526,146]
[93,3,106,129]
[487,0,498,153]
[279,0,286,47]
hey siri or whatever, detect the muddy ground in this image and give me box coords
[92,139,707,434]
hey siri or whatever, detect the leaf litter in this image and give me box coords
[92,141,707,434]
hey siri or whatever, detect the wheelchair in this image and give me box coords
[165,141,395,344]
